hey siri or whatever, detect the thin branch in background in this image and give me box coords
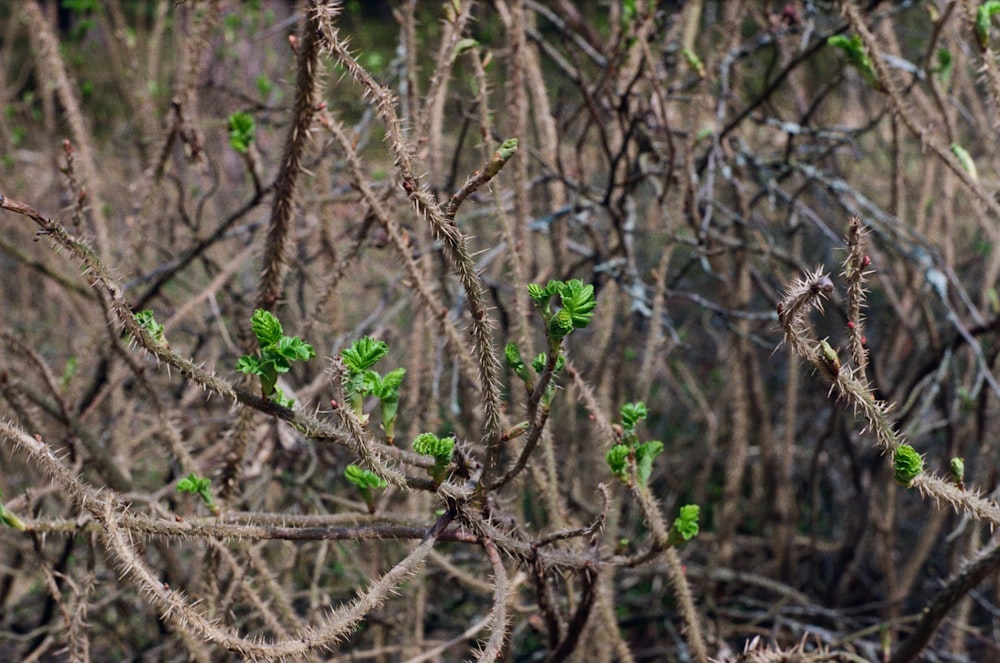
[21,3,110,256]
[257,2,323,312]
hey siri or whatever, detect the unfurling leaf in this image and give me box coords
[893,444,923,487]
[250,309,283,347]
[668,504,700,545]
[951,143,978,181]
[606,444,629,481]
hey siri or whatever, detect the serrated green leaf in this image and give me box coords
[250,309,283,346]
[236,355,264,376]
[606,444,629,480]
[505,342,524,369]
[527,283,548,303]
[274,335,315,362]
[342,337,389,373]
[893,444,923,487]
[554,279,597,330]
[635,440,663,486]
[379,367,406,393]
[270,387,296,408]
[345,464,387,490]
[548,308,575,339]
[135,309,165,345]
[668,504,700,545]
[413,432,455,484]
[620,402,648,431]
[413,432,455,459]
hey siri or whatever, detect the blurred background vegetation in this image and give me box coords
[1,1,1000,661]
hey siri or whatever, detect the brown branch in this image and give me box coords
[257,2,323,311]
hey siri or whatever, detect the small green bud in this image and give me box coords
[413,433,455,485]
[668,504,700,546]
[893,444,923,487]
[950,457,965,488]
[818,340,841,377]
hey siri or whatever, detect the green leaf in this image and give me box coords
[555,280,597,330]
[527,282,549,304]
[606,444,629,481]
[0,491,25,530]
[275,335,316,362]
[681,47,705,78]
[932,48,953,84]
[236,354,265,376]
[176,472,211,494]
[377,367,406,396]
[977,1,1000,47]
[380,397,400,440]
[413,433,455,484]
[60,355,77,390]
[176,472,216,511]
[828,34,880,89]
[250,309,283,347]
[270,387,296,408]
[893,444,923,487]
[485,137,519,178]
[548,308,575,339]
[413,432,455,459]
[950,457,965,486]
[620,402,648,431]
[344,464,387,490]
[635,440,663,486]
[531,352,565,375]
[228,111,256,153]
[134,310,166,345]
[505,342,531,382]
[951,143,978,181]
[668,504,700,545]
[342,337,389,374]
[453,37,479,59]
[496,137,519,161]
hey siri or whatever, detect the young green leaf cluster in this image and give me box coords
[344,464,388,511]
[506,279,597,411]
[176,472,218,514]
[605,401,664,487]
[228,111,256,153]
[134,309,166,346]
[894,444,924,488]
[504,341,567,408]
[340,337,406,443]
[827,34,881,90]
[527,279,597,340]
[667,504,700,546]
[236,309,316,408]
[977,1,1000,48]
[413,432,455,486]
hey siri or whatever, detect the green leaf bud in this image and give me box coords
[893,444,923,487]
